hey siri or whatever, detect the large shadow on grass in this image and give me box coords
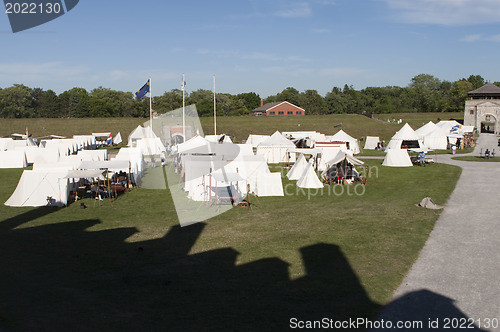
[0,213,485,331]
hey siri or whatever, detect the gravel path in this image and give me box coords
[372,134,500,331]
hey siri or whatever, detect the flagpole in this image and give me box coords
[182,73,186,140]
[213,74,217,136]
[149,77,153,138]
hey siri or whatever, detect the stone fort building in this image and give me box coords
[464,83,500,134]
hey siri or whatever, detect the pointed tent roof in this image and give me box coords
[287,153,308,180]
[328,129,360,154]
[435,120,462,133]
[296,161,324,189]
[258,131,295,147]
[415,121,437,139]
[176,135,209,154]
[391,123,419,140]
[326,150,364,166]
[330,129,356,142]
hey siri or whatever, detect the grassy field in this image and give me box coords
[0,157,461,331]
[0,111,464,147]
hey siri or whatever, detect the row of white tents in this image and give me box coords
[3,129,154,207]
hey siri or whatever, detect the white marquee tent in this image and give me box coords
[328,130,360,154]
[256,131,296,163]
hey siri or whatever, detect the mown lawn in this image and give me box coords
[1,112,464,147]
[0,158,461,331]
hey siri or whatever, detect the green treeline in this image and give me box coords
[0,74,496,118]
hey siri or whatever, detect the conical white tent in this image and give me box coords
[382,149,413,167]
[387,123,423,150]
[296,161,324,189]
[415,121,436,140]
[128,125,158,147]
[328,130,360,154]
[287,153,307,180]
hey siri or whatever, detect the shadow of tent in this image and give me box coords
[370,289,488,331]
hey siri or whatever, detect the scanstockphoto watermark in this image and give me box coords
[290,317,424,329]
[3,0,79,33]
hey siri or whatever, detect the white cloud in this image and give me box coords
[275,2,312,18]
[461,33,500,42]
[0,62,88,81]
[384,0,500,25]
[461,34,483,42]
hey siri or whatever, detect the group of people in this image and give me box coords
[376,140,386,151]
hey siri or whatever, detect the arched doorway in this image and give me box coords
[480,114,497,134]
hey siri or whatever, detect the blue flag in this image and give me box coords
[136,79,150,100]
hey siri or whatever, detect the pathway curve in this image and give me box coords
[373,134,500,331]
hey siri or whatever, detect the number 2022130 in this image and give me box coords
[5,2,62,14]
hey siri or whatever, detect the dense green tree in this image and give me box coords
[0,84,35,118]
[298,90,328,115]
[236,92,261,111]
[59,88,90,118]
[0,74,494,118]
[466,75,486,89]
[187,89,212,117]
[276,87,300,105]
[154,89,183,114]
[37,89,60,118]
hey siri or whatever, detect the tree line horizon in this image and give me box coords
[0,74,497,119]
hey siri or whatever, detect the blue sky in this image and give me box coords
[1,0,500,97]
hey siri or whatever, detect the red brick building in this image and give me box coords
[252,101,305,116]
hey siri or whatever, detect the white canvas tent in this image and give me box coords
[415,122,449,150]
[176,135,209,154]
[0,150,27,168]
[128,125,157,147]
[328,130,360,154]
[5,170,69,207]
[423,127,449,150]
[387,123,423,150]
[415,121,436,139]
[255,173,284,196]
[136,137,165,155]
[364,136,380,150]
[321,151,364,183]
[296,161,323,189]
[382,149,413,167]
[245,134,270,148]
[287,153,308,180]
[256,131,296,163]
